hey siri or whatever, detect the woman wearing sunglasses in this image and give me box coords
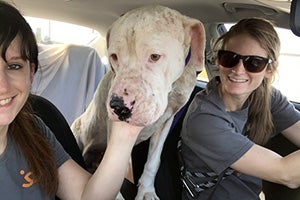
[180,18,300,199]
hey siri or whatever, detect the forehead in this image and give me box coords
[225,34,267,57]
[0,35,22,57]
[109,7,184,44]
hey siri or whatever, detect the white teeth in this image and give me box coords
[229,77,247,83]
[0,98,12,106]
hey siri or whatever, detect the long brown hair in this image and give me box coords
[0,1,58,195]
[213,18,280,145]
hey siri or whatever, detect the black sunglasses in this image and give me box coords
[217,50,272,73]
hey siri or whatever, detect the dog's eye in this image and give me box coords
[149,54,161,62]
[110,53,118,62]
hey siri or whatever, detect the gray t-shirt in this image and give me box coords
[181,77,300,200]
[0,116,70,200]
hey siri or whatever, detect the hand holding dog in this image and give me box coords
[111,121,144,142]
[83,121,143,200]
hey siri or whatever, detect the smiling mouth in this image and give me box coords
[0,97,12,106]
[228,76,248,83]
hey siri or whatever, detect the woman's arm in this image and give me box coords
[231,142,300,189]
[56,121,143,200]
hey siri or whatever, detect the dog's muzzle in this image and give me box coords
[109,94,135,121]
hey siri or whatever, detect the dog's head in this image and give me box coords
[106,5,205,126]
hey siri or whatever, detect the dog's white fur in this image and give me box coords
[71,5,205,199]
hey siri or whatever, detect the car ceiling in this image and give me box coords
[5,0,292,36]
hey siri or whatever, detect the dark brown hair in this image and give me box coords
[0,0,58,195]
[213,18,280,145]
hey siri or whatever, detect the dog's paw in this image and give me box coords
[135,186,159,200]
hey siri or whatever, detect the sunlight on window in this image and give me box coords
[25,16,100,45]
[197,68,209,82]
[273,28,300,103]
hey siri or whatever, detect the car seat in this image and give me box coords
[31,44,108,125]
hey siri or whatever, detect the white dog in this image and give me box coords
[71,5,206,199]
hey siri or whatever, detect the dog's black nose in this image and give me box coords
[110,94,133,121]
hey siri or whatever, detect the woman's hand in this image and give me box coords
[79,121,144,200]
[110,121,144,143]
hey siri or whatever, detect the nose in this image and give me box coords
[232,59,246,74]
[109,94,133,121]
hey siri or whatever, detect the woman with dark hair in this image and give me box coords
[180,18,300,199]
[0,1,142,199]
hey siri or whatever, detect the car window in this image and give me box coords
[225,24,300,103]
[25,16,100,46]
[274,27,300,103]
[197,68,209,82]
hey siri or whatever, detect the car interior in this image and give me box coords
[4,0,300,199]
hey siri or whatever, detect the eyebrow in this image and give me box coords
[6,55,23,61]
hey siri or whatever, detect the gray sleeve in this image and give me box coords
[271,88,300,133]
[35,116,71,167]
[183,109,253,174]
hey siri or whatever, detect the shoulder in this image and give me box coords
[188,77,225,117]
[34,115,71,167]
[34,115,59,144]
[270,87,293,110]
[34,115,50,134]
[271,87,285,99]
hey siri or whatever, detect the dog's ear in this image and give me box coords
[182,17,206,72]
